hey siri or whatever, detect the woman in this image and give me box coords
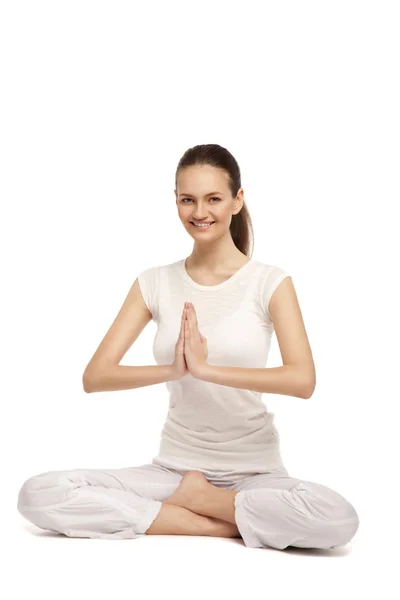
[17,144,360,549]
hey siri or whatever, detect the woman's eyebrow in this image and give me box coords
[179,191,223,197]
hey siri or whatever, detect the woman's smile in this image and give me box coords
[190,221,216,230]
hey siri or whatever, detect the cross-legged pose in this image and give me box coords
[17,143,359,550]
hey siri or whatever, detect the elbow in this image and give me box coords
[82,376,92,393]
[301,374,316,399]
[82,370,97,393]
[292,364,316,399]
[82,363,115,393]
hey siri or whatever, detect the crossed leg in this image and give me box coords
[147,470,241,537]
[145,501,240,538]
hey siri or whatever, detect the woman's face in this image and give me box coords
[175,165,243,239]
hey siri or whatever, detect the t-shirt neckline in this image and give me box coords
[179,257,253,291]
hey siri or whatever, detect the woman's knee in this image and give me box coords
[17,470,78,514]
[299,481,360,546]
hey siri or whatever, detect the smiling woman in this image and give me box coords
[17,143,359,552]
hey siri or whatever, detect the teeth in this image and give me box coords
[192,222,214,227]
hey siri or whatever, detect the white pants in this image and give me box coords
[17,462,359,550]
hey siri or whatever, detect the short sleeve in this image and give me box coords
[259,264,291,325]
[137,266,159,323]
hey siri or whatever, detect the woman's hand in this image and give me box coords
[170,305,190,380]
[184,302,208,379]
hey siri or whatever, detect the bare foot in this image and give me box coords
[164,470,210,511]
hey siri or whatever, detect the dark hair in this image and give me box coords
[175,144,254,257]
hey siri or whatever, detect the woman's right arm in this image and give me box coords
[83,364,176,393]
[82,277,177,393]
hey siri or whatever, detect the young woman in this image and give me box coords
[17,144,359,549]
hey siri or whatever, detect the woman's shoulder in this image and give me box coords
[251,258,291,277]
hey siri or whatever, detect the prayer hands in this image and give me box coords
[171,302,208,380]
[183,302,208,378]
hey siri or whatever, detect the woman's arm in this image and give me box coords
[196,364,310,398]
[83,364,177,393]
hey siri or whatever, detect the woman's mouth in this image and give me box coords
[190,221,216,230]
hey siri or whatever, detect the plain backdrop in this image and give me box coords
[1,1,399,598]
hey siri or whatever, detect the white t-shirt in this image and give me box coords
[138,257,291,476]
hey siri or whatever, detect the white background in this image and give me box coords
[2,1,399,598]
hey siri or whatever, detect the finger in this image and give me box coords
[189,305,201,340]
[188,305,201,341]
[189,303,197,323]
[188,310,195,334]
[180,307,188,337]
[179,312,184,340]
[188,305,197,328]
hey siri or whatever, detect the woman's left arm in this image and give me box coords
[197,277,316,400]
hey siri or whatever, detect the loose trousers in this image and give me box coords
[17,462,359,550]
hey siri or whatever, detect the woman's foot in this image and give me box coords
[164,470,210,512]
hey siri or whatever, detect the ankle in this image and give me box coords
[206,517,241,538]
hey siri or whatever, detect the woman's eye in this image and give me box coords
[181,197,220,203]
